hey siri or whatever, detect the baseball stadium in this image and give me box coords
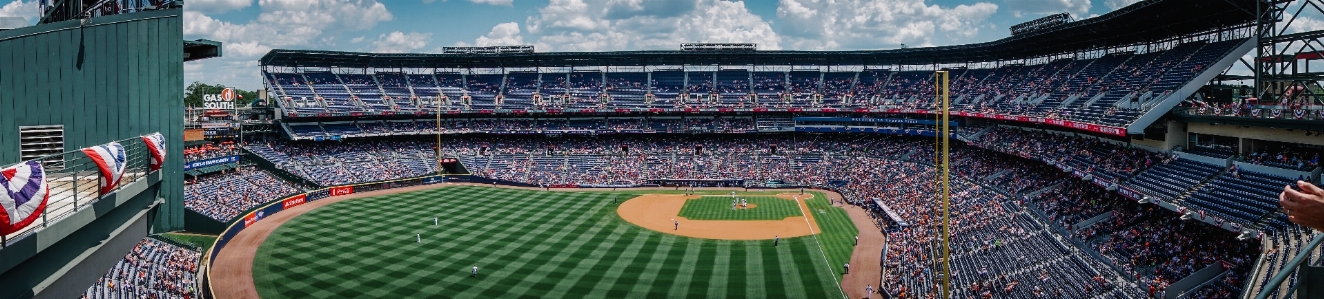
[3,0,1324,298]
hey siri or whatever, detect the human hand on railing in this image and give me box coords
[1281,181,1324,231]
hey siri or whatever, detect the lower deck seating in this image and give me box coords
[81,237,201,299]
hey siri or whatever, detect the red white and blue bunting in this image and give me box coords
[141,133,165,171]
[82,142,127,197]
[0,161,50,235]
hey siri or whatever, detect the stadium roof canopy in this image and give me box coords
[261,0,1261,69]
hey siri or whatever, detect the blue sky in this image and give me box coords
[0,0,1153,90]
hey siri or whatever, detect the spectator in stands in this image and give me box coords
[1281,181,1324,231]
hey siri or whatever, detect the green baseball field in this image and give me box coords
[251,186,857,298]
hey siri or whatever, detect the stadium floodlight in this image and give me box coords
[441,45,535,54]
[680,43,757,52]
[1010,13,1072,36]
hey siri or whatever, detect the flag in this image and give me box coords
[0,161,51,235]
[141,133,166,171]
[82,142,127,197]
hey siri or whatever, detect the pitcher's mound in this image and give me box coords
[616,193,821,240]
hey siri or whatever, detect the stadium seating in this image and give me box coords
[1183,170,1297,227]
[265,38,1247,130]
[1124,159,1221,201]
[184,166,301,221]
[81,237,201,299]
[244,140,437,186]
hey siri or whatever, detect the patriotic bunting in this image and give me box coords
[82,142,127,197]
[141,133,166,171]
[0,161,50,235]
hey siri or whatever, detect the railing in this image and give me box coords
[41,0,177,24]
[1254,233,1324,299]
[1175,106,1324,121]
[1,135,155,248]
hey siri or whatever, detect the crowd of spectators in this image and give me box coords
[184,142,240,162]
[974,126,1172,181]
[81,237,200,299]
[1085,201,1257,297]
[269,39,1242,130]
[244,139,437,186]
[184,166,301,221]
[1241,146,1321,171]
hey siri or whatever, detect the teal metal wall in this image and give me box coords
[0,8,183,231]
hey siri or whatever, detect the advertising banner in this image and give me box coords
[1117,186,1144,200]
[281,194,307,209]
[329,186,355,197]
[184,156,240,171]
[422,176,447,185]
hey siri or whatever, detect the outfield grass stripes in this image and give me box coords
[774,240,809,298]
[708,242,732,299]
[541,225,632,298]
[664,239,703,297]
[623,235,676,298]
[252,186,850,299]
[584,229,653,298]
[745,242,767,299]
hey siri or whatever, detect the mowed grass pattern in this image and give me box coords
[252,186,851,298]
[677,196,803,220]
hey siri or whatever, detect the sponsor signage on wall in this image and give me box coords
[282,194,307,209]
[184,156,240,170]
[329,186,354,197]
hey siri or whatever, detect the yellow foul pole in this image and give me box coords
[444,95,450,174]
[935,71,951,299]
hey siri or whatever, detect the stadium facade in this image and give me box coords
[0,5,188,299]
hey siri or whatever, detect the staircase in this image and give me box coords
[370,73,397,110]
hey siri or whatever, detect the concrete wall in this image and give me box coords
[1132,120,1188,151]
[0,9,183,231]
[0,189,158,299]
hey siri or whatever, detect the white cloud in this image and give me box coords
[1103,0,1143,11]
[372,31,432,53]
[1286,16,1324,34]
[517,0,780,51]
[350,36,366,43]
[227,41,273,57]
[776,0,998,50]
[1003,0,1089,18]
[186,0,253,13]
[470,0,512,6]
[185,0,393,53]
[184,0,394,90]
[0,0,38,23]
[474,22,525,46]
